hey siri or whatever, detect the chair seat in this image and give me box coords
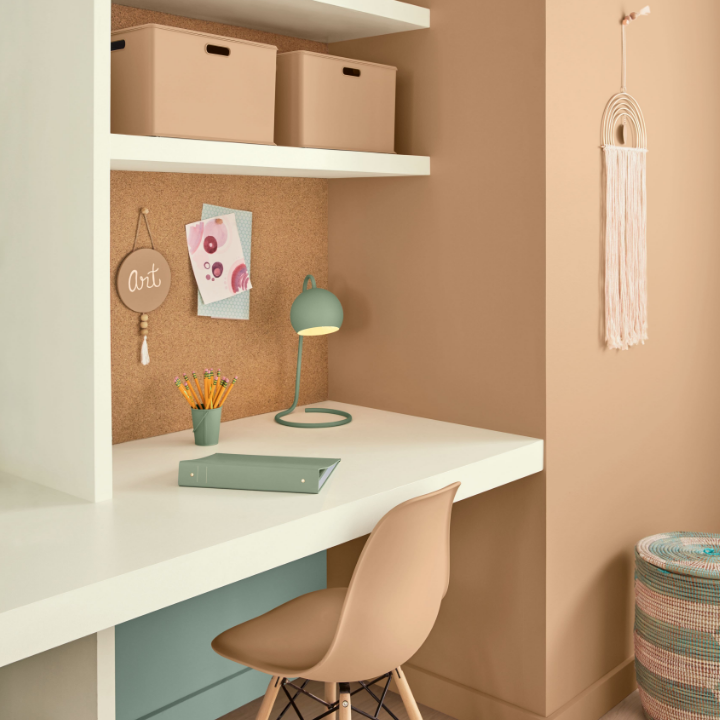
[212,587,347,678]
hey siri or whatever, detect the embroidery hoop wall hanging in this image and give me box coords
[117,208,171,365]
[601,6,650,350]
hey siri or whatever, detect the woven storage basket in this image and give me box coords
[635,533,720,720]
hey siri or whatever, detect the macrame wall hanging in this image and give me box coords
[117,208,171,365]
[601,6,650,350]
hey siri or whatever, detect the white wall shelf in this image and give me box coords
[110,134,430,178]
[119,0,429,43]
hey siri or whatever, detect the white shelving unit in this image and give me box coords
[111,134,430,178]
[120,0,430,43]
[0,2,434,717]
[1,0,429,506]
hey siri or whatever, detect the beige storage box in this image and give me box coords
[111,24,277,145]
[275,51,397,154]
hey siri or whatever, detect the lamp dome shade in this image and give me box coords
[290,287,343,336]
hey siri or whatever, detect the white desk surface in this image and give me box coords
[0,402,543,668]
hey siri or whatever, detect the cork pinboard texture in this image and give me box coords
[111,6,329,445]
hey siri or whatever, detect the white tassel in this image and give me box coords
[603,145,648,350]
[141,335,150,365]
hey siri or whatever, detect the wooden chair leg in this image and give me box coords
[394,667,423,720]
[325,682,338,705]
[339,682,352,720]
[256,675,282,720]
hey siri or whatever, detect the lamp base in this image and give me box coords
[275,336,352,428]
[274,407,352,428]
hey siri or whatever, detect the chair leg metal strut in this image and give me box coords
[264,673,403,720]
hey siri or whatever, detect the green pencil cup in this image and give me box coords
[191,407,223,446]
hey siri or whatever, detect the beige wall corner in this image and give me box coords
[409,478,546,713]
[397,656,633,720]
[327,0,546,714]
[326,1,720,719]
[546,659,635,720]
[330,477,547,716]
[399,662,544,720]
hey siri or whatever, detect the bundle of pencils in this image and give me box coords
[174,371,238,410]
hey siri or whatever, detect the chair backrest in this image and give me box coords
[310,482,460,681]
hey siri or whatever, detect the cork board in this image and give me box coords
[111,6,329,444]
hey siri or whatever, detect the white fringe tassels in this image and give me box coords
[603,145,648,350]
[141,335,150,365]
[601,8,650,350]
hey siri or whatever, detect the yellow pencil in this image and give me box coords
[214,378,229,407]
[179,383,196,408]
[184,375,201,407]
[175,378,195,408]
[192,372,205,408]
[218,377,237,408]
[184,382,199,408]
[205,370,213,408]
[210,374,219,406]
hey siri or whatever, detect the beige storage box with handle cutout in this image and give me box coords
[275,51,397,154]
[111,24,277,145]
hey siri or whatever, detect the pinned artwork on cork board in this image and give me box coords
[197,205,253,320]
[185,214,252,306]
[117,207,171,365]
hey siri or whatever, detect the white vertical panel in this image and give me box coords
[93,0,113,501]
[97,628,116,720]
[0,0,112,500]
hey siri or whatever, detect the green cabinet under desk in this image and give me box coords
[115,552,326,720]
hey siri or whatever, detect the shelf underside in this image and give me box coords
[118,0,429,43]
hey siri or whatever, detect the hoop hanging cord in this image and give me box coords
[620,5,650,92]
[133,206,156,251]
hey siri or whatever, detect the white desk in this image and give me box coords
[0,402,543,671]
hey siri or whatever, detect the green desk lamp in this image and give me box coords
[275,275,352,428]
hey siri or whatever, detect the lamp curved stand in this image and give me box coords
[274,336,352,428]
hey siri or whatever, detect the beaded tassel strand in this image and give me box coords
[140,313,149,365]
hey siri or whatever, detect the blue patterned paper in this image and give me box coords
[197,204,252,319]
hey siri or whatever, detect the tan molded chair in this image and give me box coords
[212,482,460,720]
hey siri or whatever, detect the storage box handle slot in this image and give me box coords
[206,44,230,57]
[343,67,361,77]
[111,39,126,51]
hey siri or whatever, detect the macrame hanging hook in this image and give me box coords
[620,6,651,92]
[602,6,650,149]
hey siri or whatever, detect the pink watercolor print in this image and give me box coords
[187,221,203,254]
[231,263,249,292]
[185,214,252,304]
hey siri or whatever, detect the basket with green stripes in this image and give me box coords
[635,533,720,720]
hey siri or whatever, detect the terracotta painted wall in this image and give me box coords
[546,0,720,715]
[329,2,720,720]
[327,2,547,718]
